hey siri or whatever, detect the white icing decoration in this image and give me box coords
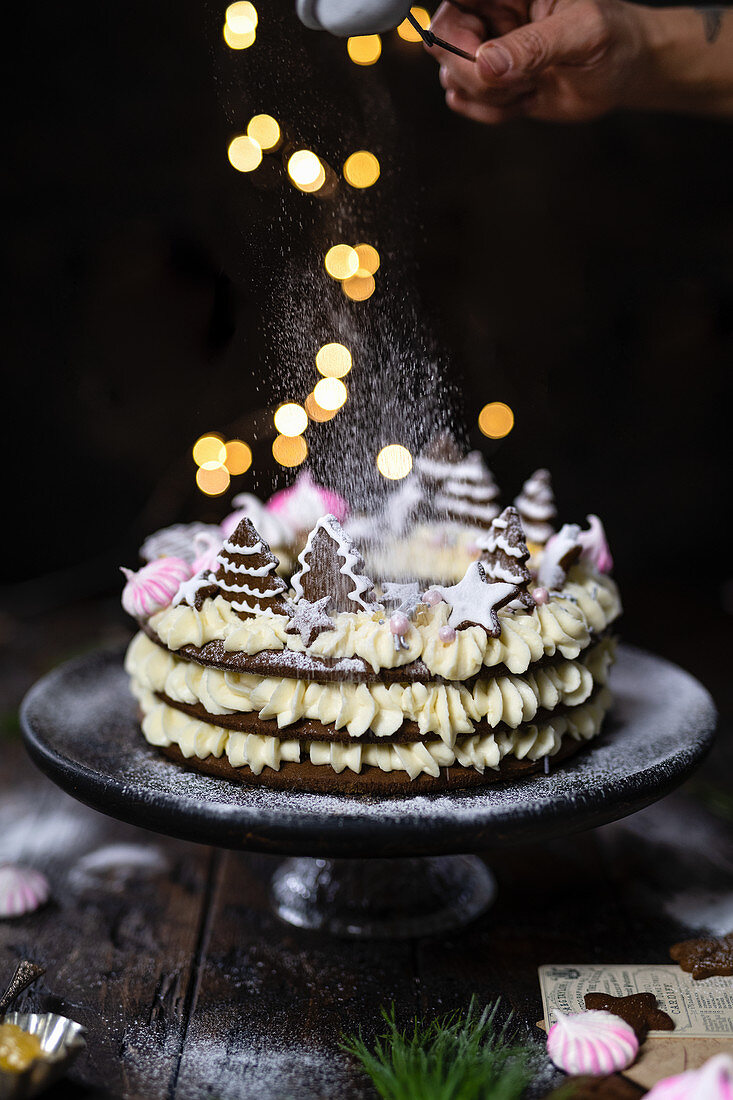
[292,514,376,613]
[433,562,517,634]
[538,524,582,591]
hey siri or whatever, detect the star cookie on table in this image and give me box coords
[670,933,733,979]
[432,561,518,635]
[583,991,674,1040]
[285,597,335,648]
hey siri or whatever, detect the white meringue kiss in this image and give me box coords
[0,864,50,918]
[121,557,192,618]
[547,1010,638,1076]
[646,1054,733,1100]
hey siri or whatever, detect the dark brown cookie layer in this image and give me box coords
[154,685,607,745]
[583,992,674,1040]
[670,933,733,979]
[142,620,611,686]
[157,734,588,796]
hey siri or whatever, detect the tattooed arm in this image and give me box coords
[429,0,733,122]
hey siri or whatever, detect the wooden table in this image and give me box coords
[1,598,731,1099]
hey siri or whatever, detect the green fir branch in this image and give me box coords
[341,997,536,1100]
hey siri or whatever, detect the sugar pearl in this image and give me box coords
[389,613,410,637]
[423,590,443,607]
[532,587,549,605]
[438,625,457,643]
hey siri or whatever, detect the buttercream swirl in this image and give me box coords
[146,566,621,681]
[134,683,612,778]
[126,631,615,746]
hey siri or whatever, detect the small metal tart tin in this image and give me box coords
[0,1013,86,1100]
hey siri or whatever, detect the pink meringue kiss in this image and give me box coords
[0,864,50,918]
[578,514,614,574]
[547,1010,638,1076]
[120,556,192,618]
[646,1053,733,1100]
[190,530,222,575]
[267,470,349,530]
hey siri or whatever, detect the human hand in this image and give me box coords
[429,0,651,122]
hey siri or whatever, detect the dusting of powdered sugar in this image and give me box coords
[21,644,715,856]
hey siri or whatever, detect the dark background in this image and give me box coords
[2,0,731,718]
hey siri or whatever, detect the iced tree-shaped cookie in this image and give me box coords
[212,517,291,619]
[292,514,377,614]
[514,468,556,545]
[477,506,535,608]
[433,451,501,531]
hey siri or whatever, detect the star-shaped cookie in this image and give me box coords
[583,991,674,1040]
[285,597,335,648]
[670,933,733,979]
[433,561,518,635]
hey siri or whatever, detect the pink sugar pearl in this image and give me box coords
[532,587,549,605]
[438,625,457,643]
[423,590,443,607]
[389,613,410,637]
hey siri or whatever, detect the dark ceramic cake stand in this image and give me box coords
[21,645,715,938]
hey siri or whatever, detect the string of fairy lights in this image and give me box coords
[193,3,515,496]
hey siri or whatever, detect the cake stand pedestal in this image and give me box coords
[20,645,715,939]
[270,855,496,937]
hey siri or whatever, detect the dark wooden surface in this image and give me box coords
[1,595,731,1099]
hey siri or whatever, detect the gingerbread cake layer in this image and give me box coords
[143,565,620,683]
[135,684,612,789]
[126,632,615,746]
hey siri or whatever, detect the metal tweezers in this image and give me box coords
[407,11,477,62]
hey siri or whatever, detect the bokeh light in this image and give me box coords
[397,7,430,40]
[273,434,308,467]
[224,440,253,475]
[355,243,380,276]
[342,273,376,301]
[377,444,413,480]
[287,150,325,193]
[227,135,262,173]
[247,113,280,150]
[313,377,348,411]
[347,34,382,64]
[478,401,515,439]
[223,24,256,49]
[196,465,231,496]
[274,402,309,437]
[324,244,359,281]
[304,392,338,422]
[225,2,258,33]
[343,151,380,188]
[315,342,352,379]
[193,434,226,467]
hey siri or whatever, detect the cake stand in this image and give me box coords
[21,644,716,938]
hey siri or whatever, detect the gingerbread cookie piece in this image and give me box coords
[583,992,674,1041]
[213,517,291,619]
[477,505,535,609]
[670,933,733,979]
[514,468,556,545]
[432,561,518,634]
[292,514,376,613]
[285,597,335,648]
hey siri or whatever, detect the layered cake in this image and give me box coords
[122,457,621,794]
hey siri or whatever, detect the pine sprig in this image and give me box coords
[341,998,536,1100]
